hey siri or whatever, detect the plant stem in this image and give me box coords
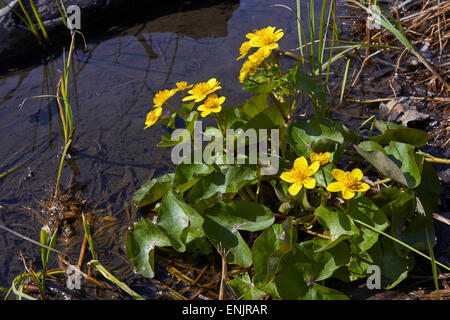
[55,139,72,196]
[269,93,288,123]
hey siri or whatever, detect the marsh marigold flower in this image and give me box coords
[144,107,162,129]
[239,60,259,83]
[246,26,284,51]
[248,47,271,64]
[237,41,252,60]
[310,152,330,167]
[280,157,320,196]
[175,81,192,92]
[197,94,225,117]
[326,168,370,200]
[182,78,222,102]
[153,89,175,108]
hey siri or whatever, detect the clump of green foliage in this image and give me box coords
[126,15,449,299]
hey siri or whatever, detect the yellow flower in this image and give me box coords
[326,169,370,200]
[280,157,320,196]
[144,107,162,129]
[197,94,225,117]
[248,47,271,64]
[153,89,175,108]
[237,41,251,60]
[175,81,192,92]
[182,78,222,102]
[239,60,259,83]
[246,26,284,51]
[310,152,331,167]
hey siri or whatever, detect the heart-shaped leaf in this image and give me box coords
[133,173,174,207]
[315,206,354,251]
[157,191,204,252]
[275,240,349,299]
[126,219,171,278]
[285,118,344,157]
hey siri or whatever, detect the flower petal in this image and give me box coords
[211,106,222,113]
[293,157,308,171]
[200,110,210,117]
[331,169,347,182]
[326,182,344,192]
[342,189,355,200]
[307,161,320,176]
[280,171,295,183]
[355,182,370,192]
[288,183,302,196]
[303,177,316,189]
[350,168,364,181]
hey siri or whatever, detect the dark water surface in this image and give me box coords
[0,0,357,293]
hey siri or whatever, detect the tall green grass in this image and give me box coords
[1,0,49,43]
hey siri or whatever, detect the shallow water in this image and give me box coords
[0,0,359,293]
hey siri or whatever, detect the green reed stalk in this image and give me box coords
[426,228,440,300]
[16,0,41,41]
[28,0,49,41]
[55,0,67,27]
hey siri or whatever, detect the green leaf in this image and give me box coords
[243,104,285,130]
[126,219,171,278]
[349,237,414,289]
[179,102,196,115]
[133,173,174,207]
[243,74,275,94]
[188,166,257,203]
[384,141,423,188]
[374,120,402,133]
[349,197,390,253]
[173,163,214,193]
[399,216,435,253]
[203,201,274,267]
[370,127,429,148]
[355,141,423,188]
[239,94,269,119]
[415,161,440,219]
[157,134,184,147]
[228,273,266,300]
[285,118,344,157]
[157,191,204,252]
[202,214,253,267]
[204,201,275,233]
[275,241,349,300]
[313,164,334,188]
[252,219,297,283]
[290,67,326,107]
[185,110,199,135]
[315,206,354,251]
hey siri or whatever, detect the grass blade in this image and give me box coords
[28,0,49,41]
[89,260,145,300]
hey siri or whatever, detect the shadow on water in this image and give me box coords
[0,0,365,298]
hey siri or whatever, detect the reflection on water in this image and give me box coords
[0,0,352,292]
